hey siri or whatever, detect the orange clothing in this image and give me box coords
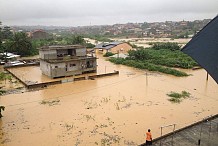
[146,132,152,141]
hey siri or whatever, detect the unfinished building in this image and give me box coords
[39,45,97,78]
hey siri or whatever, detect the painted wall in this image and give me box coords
[95,43,132,54]
[107,43,133,54]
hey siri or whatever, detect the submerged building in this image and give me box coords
[39,45,97,78]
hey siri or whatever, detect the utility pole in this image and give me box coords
[206,72,208,81]
[146,72,148,86]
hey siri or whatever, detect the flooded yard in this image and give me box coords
[0,55,217,145]
[6,58,116,85]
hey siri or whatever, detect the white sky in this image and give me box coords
[0,0,217,26]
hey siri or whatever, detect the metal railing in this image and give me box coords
[159,124,176,146]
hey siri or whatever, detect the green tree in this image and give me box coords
[0,21,3,52]
[7,32,33,56]
[2,26,13,39]
[152,42,181,51]
[128,49,150,60]
[141,22,149,29]
[85,42,95,48]
[66,35,85,45]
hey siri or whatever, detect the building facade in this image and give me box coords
[95,42,133,54]
[39,45,97,78]
[32,30,49,39]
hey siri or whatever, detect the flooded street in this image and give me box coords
[0,55,217,145]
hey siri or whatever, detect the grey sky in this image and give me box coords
[0,0,217,26]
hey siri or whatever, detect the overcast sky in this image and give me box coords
[0,0,217,26]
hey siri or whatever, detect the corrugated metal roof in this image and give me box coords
[94,41,124,50]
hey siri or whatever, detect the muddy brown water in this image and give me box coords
[0,55,217,146]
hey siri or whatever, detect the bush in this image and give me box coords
[152,42,181,51]
[85,43,95,48]
[109,58,188,77]
[0,90,6,95]
[127,48,197,69]
[108,43,198,76]
[103,52,115,57]
[167,91,191,103]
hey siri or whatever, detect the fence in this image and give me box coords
[140,114,218,146]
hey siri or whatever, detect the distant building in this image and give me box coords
[39,45,97,78]
[179,20,188,27]
[94,42,132,54]
[31,29,49,39]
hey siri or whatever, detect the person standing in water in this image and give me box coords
[146,129,152,145]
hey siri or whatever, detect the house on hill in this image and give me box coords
[94,42,132,54]
[39,45,97,78]
[31,30,49,39]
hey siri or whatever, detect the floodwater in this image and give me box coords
[6,58,116,85]
[0,66,24,91]
[0,55,217,146]
[112,37,191,48]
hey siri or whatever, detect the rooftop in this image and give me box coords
[94,41,124,50]
[42,56,97,63]
[39,45,85,51]
[0,52,20,59]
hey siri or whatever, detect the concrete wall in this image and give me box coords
[40,48,87,60]
[40,60,67,78]
[56,49,68,56]
[82,59,97,73]
[66,61,80,72]
[39,50,57,60]
[51,67,66,77]
[50,63,66,78]
[76,48,86,56]
[40,60,51,76]
[48,61,84,78]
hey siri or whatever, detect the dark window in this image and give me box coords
[70,64,76,67]
[55,66,58,68]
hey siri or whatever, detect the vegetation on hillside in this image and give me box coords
[109,42,198,76]
[0,21,95,58]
